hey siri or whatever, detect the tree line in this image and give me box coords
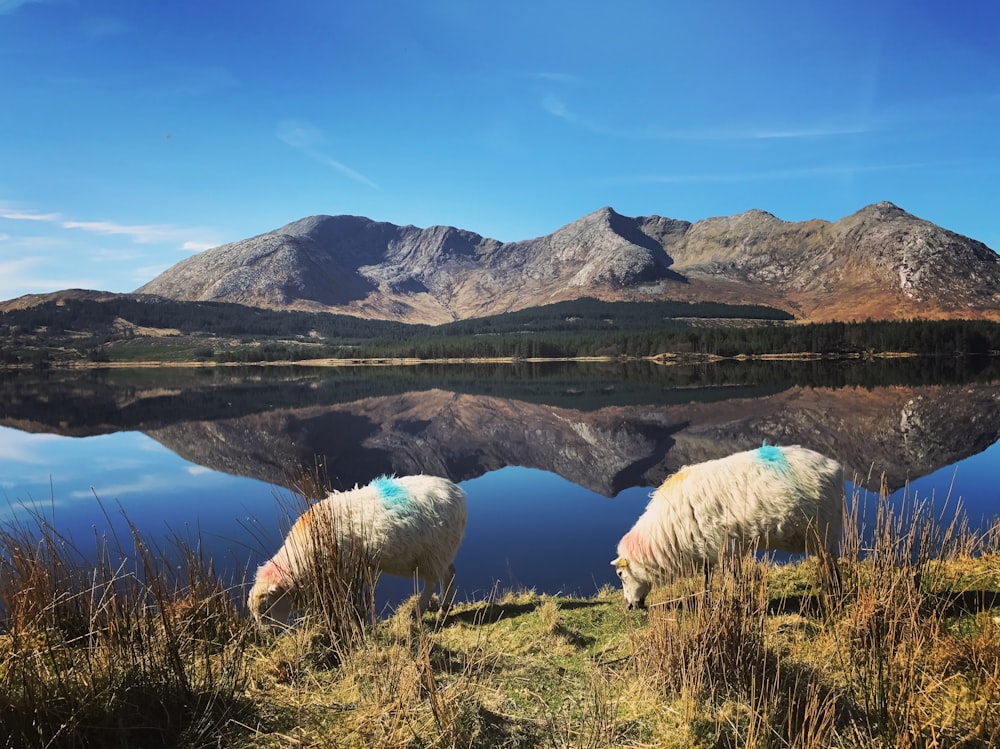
[2,296,999,364]
[341,318,1000,359]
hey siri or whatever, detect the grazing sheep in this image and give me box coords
[249,474,467,629]
[612,444,844,609]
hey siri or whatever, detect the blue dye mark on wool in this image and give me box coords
[757,443,789,470]
[372,475,410,509]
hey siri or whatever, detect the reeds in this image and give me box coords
[834,479,1000,747]
[0,506,254,748]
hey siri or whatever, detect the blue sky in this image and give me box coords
[2,0,998,301]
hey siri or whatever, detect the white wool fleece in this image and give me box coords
[614,445,843,588]
[249,474,467,628]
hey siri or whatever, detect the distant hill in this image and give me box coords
[130,202,1000,324]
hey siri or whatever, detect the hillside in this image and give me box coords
[133,202,1000,324]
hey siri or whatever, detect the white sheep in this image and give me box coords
[612,444,844,609]
[249,474,467,629]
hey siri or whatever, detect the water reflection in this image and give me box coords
[2,360,999,496]
[1,361,998,601]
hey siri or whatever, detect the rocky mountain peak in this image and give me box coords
[859,200,907,217]
[134,203,1000,324]
[733,208,781,223]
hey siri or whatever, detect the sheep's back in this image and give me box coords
[633,446,843,573]
[314,475,467,578]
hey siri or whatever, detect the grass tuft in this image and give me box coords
[0,504,256,748]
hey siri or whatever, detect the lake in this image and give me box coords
[1,358,999,611]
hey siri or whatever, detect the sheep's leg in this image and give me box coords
[415,574,436,616]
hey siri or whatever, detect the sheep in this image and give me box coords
[249,474,467,629]
[611,444,844,609]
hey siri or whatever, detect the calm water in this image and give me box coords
[1,359,999,609]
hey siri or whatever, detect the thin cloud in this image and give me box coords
[276,118,379,189]
[606,161,949,185]
[276,119,325,150]
[0,206,61,221]
[635,123,873,141]
[0,258,40,276]
[0,258,104,297]
[0,257,85,297]
[744,126,871,139]
[1,201,224,249]
[181,239,217,252]
[539,99,871,142]
[541,94,576,122]
[311,154,380,189]
[60,219,191,244]
[73,465,218,500]
[71,475,166,500]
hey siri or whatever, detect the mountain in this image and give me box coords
[135,202,1000,325]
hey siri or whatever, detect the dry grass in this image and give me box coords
[622,479,1000,749]
[0,508,255,748]
[2,476,1000,748]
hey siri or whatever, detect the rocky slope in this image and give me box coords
[135,202,1000,324]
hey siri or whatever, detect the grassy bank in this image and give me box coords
[2,487,1000,748]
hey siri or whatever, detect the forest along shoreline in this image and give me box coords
[3,350,931,369]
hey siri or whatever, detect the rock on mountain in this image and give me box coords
[135,203,1000,324]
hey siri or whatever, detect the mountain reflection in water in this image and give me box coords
[2,359,999,495]
[1,360,998,601]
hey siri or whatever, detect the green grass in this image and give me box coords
[2,485,1000,748]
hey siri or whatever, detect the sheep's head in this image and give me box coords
[611,556,650,610]
[248,561,296,631]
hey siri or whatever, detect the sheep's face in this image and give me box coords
[612,557,650,610]
[248,579,295,631]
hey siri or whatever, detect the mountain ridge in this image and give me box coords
[12,203,1000,325]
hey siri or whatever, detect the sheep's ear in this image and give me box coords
[612,557,628,569]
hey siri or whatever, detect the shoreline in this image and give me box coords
[2,351,942,371]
